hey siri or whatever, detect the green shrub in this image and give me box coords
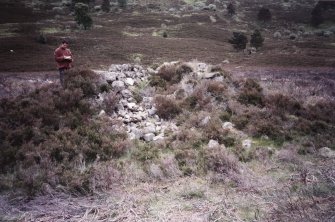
[0,69,128,195]
[149,75,166,88]
[219,111,232,122]
[175,148,197,176]
[157,63,193,84]
[231,114,249,130]
[133,141,158,162]
[238,78,264,106]
[99,83,111,93]
[203,118,229,144]
[311,5,324,26]
[204,145,239,174]
[101,0,111,12]
[64,69,99,97]
[184,95,198,109]
[155,96,182,120]
[265,94,302,117]
[257,7,272,22]
[37,33,47,44]
[250,30,264,49]
[227,3,236,16]
[74,3,93,30]
[117,0,127,8]
[228,32,248,50]
[222,137,236,147]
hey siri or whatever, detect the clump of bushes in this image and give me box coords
[0,70,129,195]
[250,30,264,49]
[118,0,127,8]
[64,69,99,97]
[237,78,264,106]
[149,75,167,88]
[229,32,248,50]
[257,7,272,22]
[207,81,227,101]
[227,2,236,16]
[183,85,211,110]
[101,0,111,12]
[229,77,335,148]
[74,2,93,30]
[203,117,229,144]
[204,145,239,174]
[155,96,182,120]
[156,63,193,84]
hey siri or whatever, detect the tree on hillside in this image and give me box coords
[102,0,111,12]
[250,30,264,49]
[227,2,236,16]
[257,7,272,22]
[311,5,324,27]
[74,3,93,30]
[228,32,248,50]
[71,0,89,9]
[118,0,127,9]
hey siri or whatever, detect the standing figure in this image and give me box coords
[54,39,73,87]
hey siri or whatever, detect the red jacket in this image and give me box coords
[54,46,73,69]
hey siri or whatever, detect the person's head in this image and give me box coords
[60,39,69,49]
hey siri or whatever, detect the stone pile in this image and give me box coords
[97,64,178,142]
[96,62,243,143]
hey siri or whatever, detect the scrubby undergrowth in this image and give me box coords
[0,69,129,195]
[0,63,334,221]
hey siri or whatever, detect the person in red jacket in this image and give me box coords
[54,39,73,86]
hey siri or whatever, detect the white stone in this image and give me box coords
[98,110,106,116]
[144,125,156,134]
[250,47,257,54]
[126,102,137,110]
[153,134,165,142]
[203,72,221,79]
[222,59,230,64]
[210,15,216,23]
[118,110,127,117]
[128,132,136,140]
[200,116,211,126]
[289,33,298,40]
[273,31,282,39]
[144,133,155,142]
[147,67,158,75]
[116,103,125,111]
[112,80,125,92]
[208,140,219,148]
[214,76,224,82]
[148,107,157,116]
[104,72,118,81]
[319,147,335,158]
[156,126,162,131]
[222,122,234,129]
[323,31,333,37]
[242,139,252,149]
[130,127,143,139]
[121,89,132,98]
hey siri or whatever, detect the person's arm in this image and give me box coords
[68,49,73,62]
[54,49,64,62]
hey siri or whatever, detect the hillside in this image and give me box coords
[0,0,335,221]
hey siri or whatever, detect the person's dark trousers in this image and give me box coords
[59,68,67,87]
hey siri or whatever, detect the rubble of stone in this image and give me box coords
[96,64,178,142]
[96,62,237,142]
